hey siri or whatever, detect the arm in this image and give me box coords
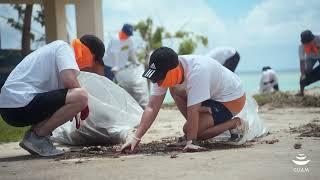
[128,40,140,65]
[121,94,165,152]
[60,69,81,89]
[169,88,187,119]
[272,71,278,85]
[300,60,306,75]
[183,103,208,152]
[135,94,166,139]
[299,45,306,75]
[186,103,201,141]
[259,75,264,93]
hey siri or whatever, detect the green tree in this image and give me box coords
[6,4,45,57]
[134,17,208,65]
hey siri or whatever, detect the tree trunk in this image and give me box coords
[21,4,33,57]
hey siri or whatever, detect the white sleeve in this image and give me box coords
[259,75,264,93]
[299,45,306,61]
[128,40,139,64]
[187,68,211,106]
[103,41,114,67]
[55,43,80,74]
[150,83,167,96]
[271,71,278,85]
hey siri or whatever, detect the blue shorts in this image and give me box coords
[202,99,233,125]
[104,66,115,81]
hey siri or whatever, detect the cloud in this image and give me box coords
[102,0,225,42]
[100,0,320,71]
[210,0,320,71]
[1,0,319,71]
[235,0,320,47]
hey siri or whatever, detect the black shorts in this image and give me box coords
[202,99,233,125]
[0,89,68,127]
[300,65,320,87]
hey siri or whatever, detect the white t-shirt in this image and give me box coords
[103,35,138,69]
[259,69,278,93]
[151,55,245,107]
[0,40,80,108]
[299,35,320,61]
[206,47,236,65]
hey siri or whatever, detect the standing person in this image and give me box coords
[206,46,240,72]
[0,35,105,156]
[121,47,248,152]
[103,24,148,108]
[259,66,279,94]
[298,30,320,96]
[103,23,139,80]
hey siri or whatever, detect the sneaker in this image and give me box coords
[19,131,64,157]
[19,129,37,155]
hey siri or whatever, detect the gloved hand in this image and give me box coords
[183,140,208,152]
[120,136,141,152]
[80,106,89,120]
[74,106,89,129]
[111,66,120,73]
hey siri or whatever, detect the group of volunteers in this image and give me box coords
[0,24,318,156]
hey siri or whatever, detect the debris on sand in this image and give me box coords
[294,143,302,149]
[290,123,320,137]
[55,136,252,160]
[170,153,178,158]
[261,138,279,144]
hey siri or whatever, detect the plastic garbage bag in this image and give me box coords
[213,95,268,145]
[114,63,149,109]
[52,72,143,145]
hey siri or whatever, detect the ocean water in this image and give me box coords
[163,70,320,104]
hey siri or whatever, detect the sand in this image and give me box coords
[0,103,320,180]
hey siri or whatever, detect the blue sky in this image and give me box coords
[205,0,263,20]
[0,0,320,72]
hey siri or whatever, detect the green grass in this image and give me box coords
[253,92,320,107]
[0,116,29,143]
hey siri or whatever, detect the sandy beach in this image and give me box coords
[0,89,320,180]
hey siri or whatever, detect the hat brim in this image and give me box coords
[142,68,165,83]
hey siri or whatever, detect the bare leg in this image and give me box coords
[299,82,305,96]
[183,112,239,140]
[34,88,88,136]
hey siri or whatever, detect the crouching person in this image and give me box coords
[121,47,248,152]
[0,35,105,156]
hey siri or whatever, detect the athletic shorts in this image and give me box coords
[202,99,233,125]
[0,89,68,127]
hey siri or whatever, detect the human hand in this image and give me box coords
[120,136,141,153]
[72,106,89,129]
[111,66,120,73]
[80,106,89,120]
[74,113,81,129]
[183,140,208,152]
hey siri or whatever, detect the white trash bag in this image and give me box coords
[114,63,149,108]
[214,96,268,145]
[52,72,143,145]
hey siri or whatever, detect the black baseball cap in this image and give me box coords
[142,47,179,83]
[80,34,105,65]
[301,30,315,44]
